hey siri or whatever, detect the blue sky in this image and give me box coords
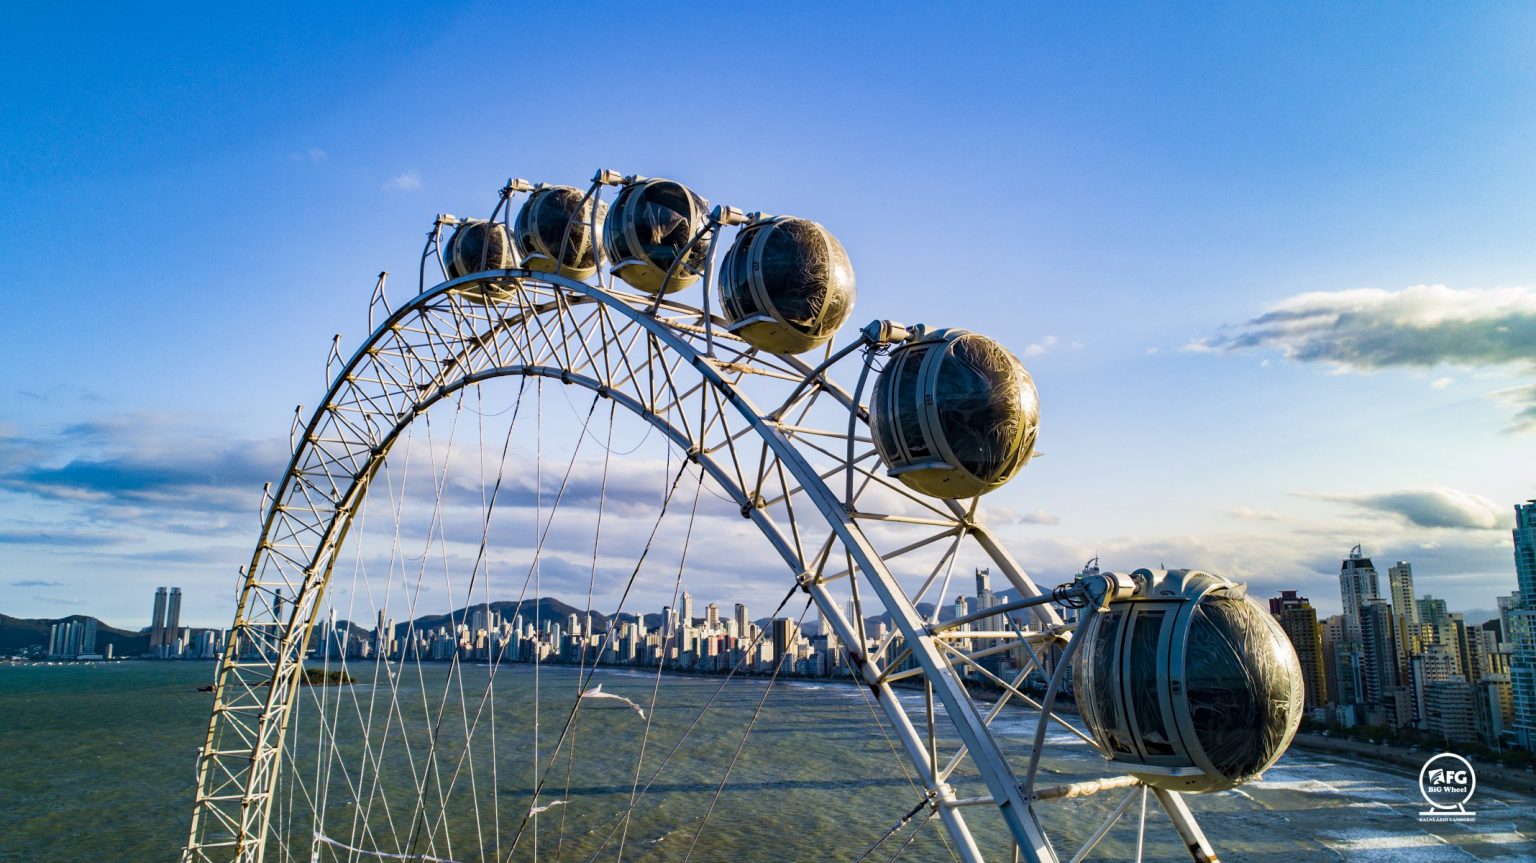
[2,2,1534,627]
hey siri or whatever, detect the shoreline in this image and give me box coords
[1288,732,1536,796]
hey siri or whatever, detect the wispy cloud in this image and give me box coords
[1,413,282,524]
[1303,486,1513,531]
[1024,335,1058,357]
[1188,284,1536,369]
[0,529,137,546]
[1189,284,1536,430]
[384,171,422,192]
[1493,383,1536,433]
[10,579,62,587]
[288,147,327,163]
[981,505,1060,526]
[1229,506,1284,522]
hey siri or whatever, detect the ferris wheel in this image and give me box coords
[183,171,1305,863]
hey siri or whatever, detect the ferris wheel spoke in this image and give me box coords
[675,594,815,862]
[500,458,698,860]
[612,473,706,860]
[400,391,534,861]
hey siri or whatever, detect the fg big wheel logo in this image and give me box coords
[1418,752,1477,823]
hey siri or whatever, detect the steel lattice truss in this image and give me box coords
[184,264,1221,863]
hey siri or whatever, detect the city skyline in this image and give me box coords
[1255,499,1535,751]
[4,5,1535,629]
[7,515,1531,635]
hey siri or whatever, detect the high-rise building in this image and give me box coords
[1477,675,1513,746]
[771,618,800,668]
[165,587,182,646]
[1418,595,1450,627]
[49,620,83,659]
[80,618,97,657]
[1423,679,1479,746]
[375,609,390,659]
[1509,499,1536,748]
[1322,614,1362,715]
[975,568,992,602]
[734,603,750,643]
[149,586,182,656]
[1388,562,1418,627]
[819,604,839,654]
[1339,545,1379,626]
[150,587,169,649]
[681,591,694,626]
[1270,591,1327,712]
[1359,599,1408,727]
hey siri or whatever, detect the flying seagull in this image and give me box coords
[529,800,567,816]
[580,684,646,719]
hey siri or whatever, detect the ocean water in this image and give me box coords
[1,662,1531,862]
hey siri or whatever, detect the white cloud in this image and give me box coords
[1431,376,1455,389]
[1024,335,1058,357]
[982,505,1061,526]
[1493,383,1536,433]
[1229,506,1284,522]
[1304,486,1513,531]
[1191,284,1536,369]
[1192,284,1536,430]
[384,171,422,191]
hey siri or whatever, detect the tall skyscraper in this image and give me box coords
[1388,561,1418,627]
[1339,545,1379,625]
[819,604,839,653]
[977,567,997,619]
[1509,499,1536,748]
[80,618,97,656]
[164,587,182,651]
[734,603,750,642]
[150,587,169,649]
[681,591,694,625]
[705,602,719,630]
[772,618,800,667]
[1418,595,1450,626]
[1270,590,1327,712]
[375,609,389,658]
[1359,599,1408,728]
[1322,613,1362,723]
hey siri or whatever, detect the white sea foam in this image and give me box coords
[1318,828,1480,861]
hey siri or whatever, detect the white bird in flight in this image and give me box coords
[580,684,646,719]
[529,800,567,816]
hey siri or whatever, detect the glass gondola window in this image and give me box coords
[1129,611,1175,756]
[718,216,856,355]
[1184,595,1303,780]
[444,219,516,279]
[513,186,607,281]
[1070,569,1305,794]
[1085,608,1134,756]
[894,345,931,459]
[601,178,710,295]
[870,329,1038,499]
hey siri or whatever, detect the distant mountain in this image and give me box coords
[0,613,150,655]
[332,596,949,639]
[336,597,629,637]
[1461,608,1500,627]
